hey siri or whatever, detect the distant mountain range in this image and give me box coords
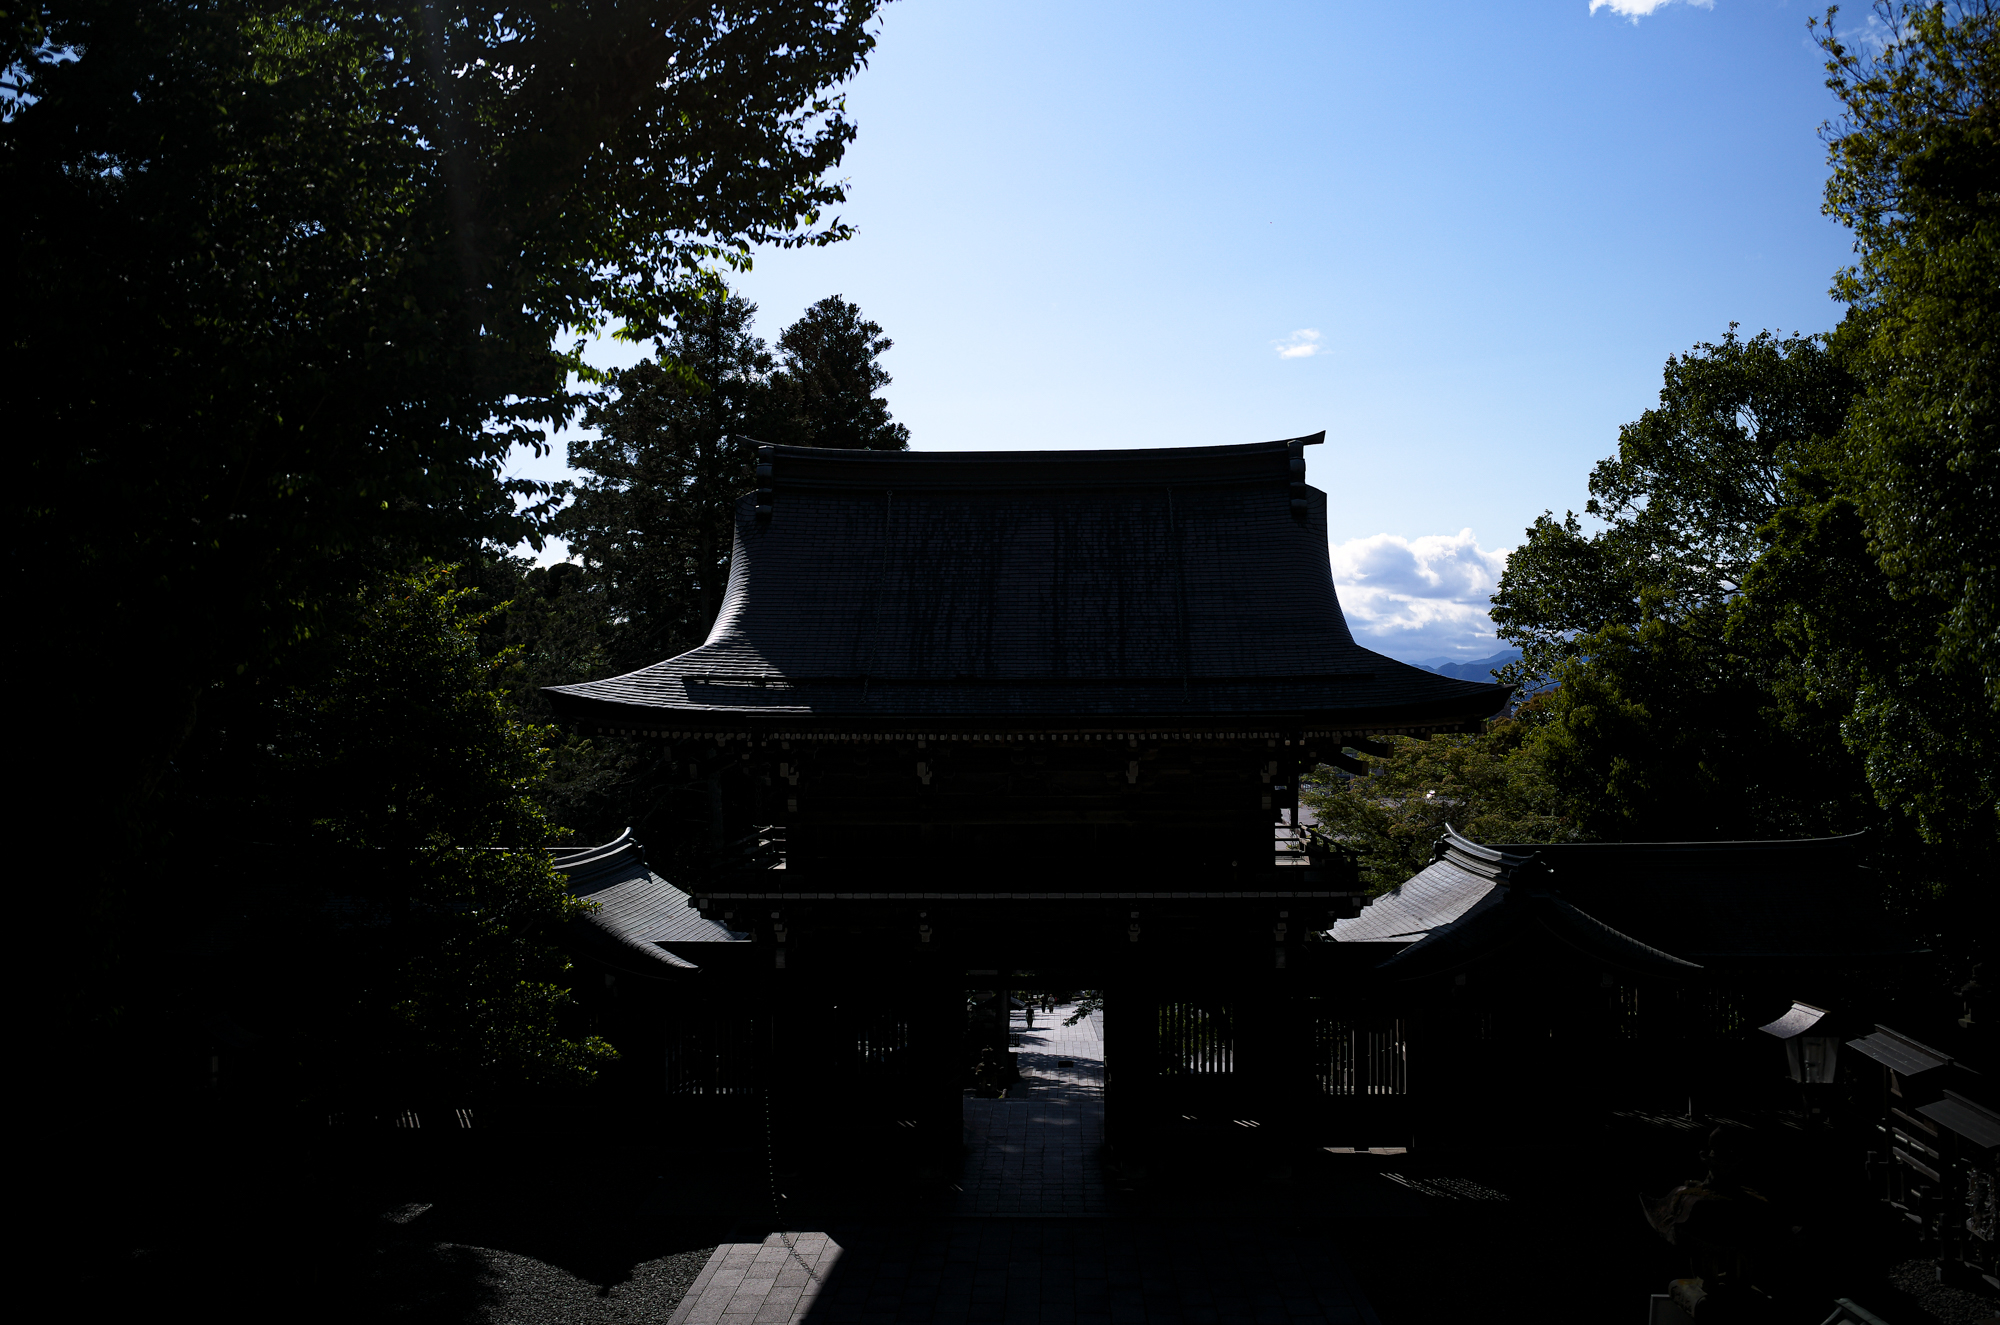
[1410,648,1520,682]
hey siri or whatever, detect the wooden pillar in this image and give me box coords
[762,977,823,1190]
[1106,978,1160,1160]
[1262,984,1313,1157]
[904,971,964,1169]
[994,986,1013,1062]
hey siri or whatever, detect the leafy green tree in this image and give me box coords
[1490,329,1874,840]
[9,0,881,830]
[767,294,912,450]
[1491,328,1854,687]
[1746,0,1999,853]
[1300,717,1577,896]
[466,553,689,846]
[1481,4,1991,980]
[176,565,615,1103]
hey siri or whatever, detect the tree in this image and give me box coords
[1749,0,2000,853]
[464,555,653,844]
[1491,328,1855,688]
[1480,2,1992,981]
[767,294,912,450]
[8,2,884,1073]
[541,290,910,857]
[559,289,910,673]
[185,564,615,1102]
[8,0,882,829]
[1300,716,1577,896]
[1489,329,1875,841]
[562,291,776,673]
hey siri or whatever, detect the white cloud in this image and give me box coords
[1330,529,1512,663]
[1589,0,1713,21]
[1274,329,1321,360]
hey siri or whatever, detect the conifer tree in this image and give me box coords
[562,293,775,671]
[768,295,912,451]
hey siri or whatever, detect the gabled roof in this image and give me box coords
[546,437,1506,728]
[1846,1026,1955,1077]
[552,831,747,978]
[1330,833,1524,943]
[1332,827,1921,981]
[1917,1091,2000,1150]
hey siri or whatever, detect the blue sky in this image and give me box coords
[508,0,1858,664]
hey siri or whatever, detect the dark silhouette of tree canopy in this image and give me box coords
[559,289,909,675]
[562,293,776,673]
[255,565,613,1101]
[5,0,884,1113]
[768,294,912,450]
[8,0,882,823]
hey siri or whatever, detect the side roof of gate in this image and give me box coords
[1332,827,1925,980]
[553,831,748,978]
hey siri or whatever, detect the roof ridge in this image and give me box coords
[752,435,1326,493]
[1484,832,1869,853]
[759,434,1324,464]
[552,830,644,889]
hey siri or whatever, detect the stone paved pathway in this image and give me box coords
[959,1004,1107,1216]
[668,1005,1383,1324]
[667,1220,1381,1325]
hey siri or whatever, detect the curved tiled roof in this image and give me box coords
[1370,884,1705,981]
[1330,833,1527,943]
[1333,826,1920,979]
[547,437,1507,728]
[552,831,747,977]
[1486,833,1910,961]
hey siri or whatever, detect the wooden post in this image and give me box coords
[995,987,1013,1061]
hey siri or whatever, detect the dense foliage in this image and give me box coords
[254,566,613,1100]
[1489,329,1872,841]
[1754,0,1999,851]
[474,289,909,850]
[560,290,911,676]
[1491,329,1854,688]
[1327,6,1994,948]
[767,294,913,450]
[7,0,885,1102]
[8,0,880,816]
[1300,716,1576,897]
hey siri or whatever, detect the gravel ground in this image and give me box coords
[118,1210,718,1325]
[1884,1258,2000,1325]
[110,1151,730,1325]
[346,1181,725,1324]
[443,1241,714,1325]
